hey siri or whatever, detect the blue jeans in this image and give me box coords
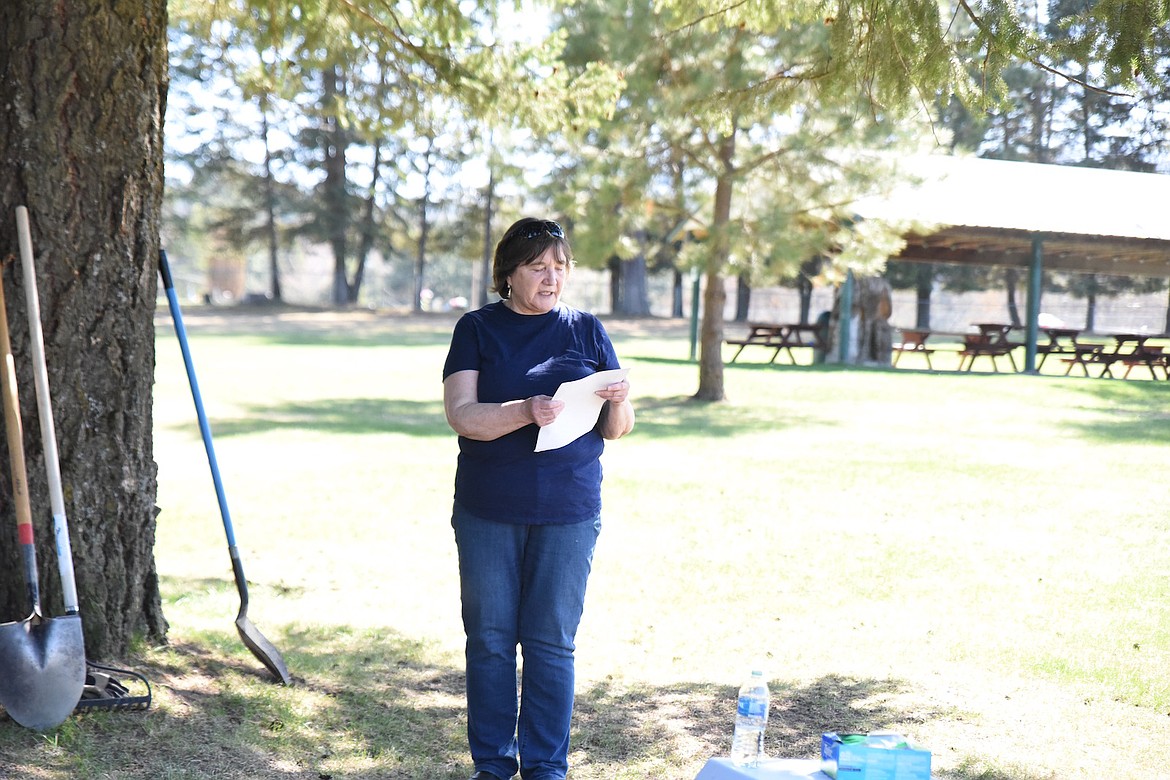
[452,502,601,780]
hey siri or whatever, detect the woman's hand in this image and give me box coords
[595,380,634,439]
[445,370,560,440]
[525,395,565,427]
[594,380,629,406]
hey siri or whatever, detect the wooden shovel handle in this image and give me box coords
[0,261,41,614]
[16,206,79,614]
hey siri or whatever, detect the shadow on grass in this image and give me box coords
[159,575,308,602]
[0,626,1056,780]
[625,355,850,373]
[1064,380,1170,443]
[166,392,834,443]
[168,398,451,439]
[255,329,456,350]
[573,673,1055,780]
[571,672,917,766]
[157,307,458,350]
[630,394,837,439]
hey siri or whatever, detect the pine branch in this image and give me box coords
[955,0,1131,98]
[666,0,751,35]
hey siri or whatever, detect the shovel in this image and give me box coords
[158,249,291,685]
[0,230,85,730]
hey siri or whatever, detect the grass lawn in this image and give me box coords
[2,307,1168,779]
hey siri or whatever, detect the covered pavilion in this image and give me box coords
[857,154,1170,371]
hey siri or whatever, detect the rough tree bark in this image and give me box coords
[696,129,736,402]
[324,65,352,306]
[613,256,652,316]
[0,3,169,658]
[734,274,750,322]
[914,263,933,329]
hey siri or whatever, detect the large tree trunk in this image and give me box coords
[414,193,429,312]
[324,65,351,306]
[671,269,684,318]
[797,273,813,325]
[735,274,750,322]
[0,2,169,657]
[1084,276,1098,332]
[696,130,735,402]
[915,264,933,329]
[477,166,495,309]
[261,109,283,302]
[413,136,435,313]
[614,256,652,316]
[353,138,383,306]
[1005,268,1022,327]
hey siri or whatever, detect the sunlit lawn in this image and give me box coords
[1,307,1168,779]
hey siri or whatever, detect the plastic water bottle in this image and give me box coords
[730,670,770,767]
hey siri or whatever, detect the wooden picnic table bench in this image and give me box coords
[1121,343,1166,379]
[1059,343,1106,376]
[1090,334,1166,379]
[1057,334,1167,379]
[958,323,1019,372]
[726,321,827,365]
[1036,326,1083,370]
[892,328,935,369]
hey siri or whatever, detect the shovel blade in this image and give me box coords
[235,615,291,685]
[0,614,85,730]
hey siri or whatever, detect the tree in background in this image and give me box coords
[167,1,624,308]
[0,0,620,654]
[163,74,308,302]
[169,2,319,303]
[544,0,691,318]
[1,2,169,659]
[1042,1,1170,327]
[552,0,928,399]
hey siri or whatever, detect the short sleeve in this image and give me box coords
[593,316,621,371]
[443,314,481,380]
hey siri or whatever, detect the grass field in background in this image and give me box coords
[2,307,1168,780]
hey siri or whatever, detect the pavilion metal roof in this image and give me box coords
[857,155,1170,278]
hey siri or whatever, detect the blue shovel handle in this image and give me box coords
[157,252,242,555]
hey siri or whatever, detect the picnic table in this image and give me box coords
[958,323,1019,372]
[1086,334,1166,379]
[726,322,827,365]
[1059,344,1106,377]
[892,328,935,369]
[1036,326,1084,370]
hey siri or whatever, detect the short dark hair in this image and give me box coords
[492,218,573,300]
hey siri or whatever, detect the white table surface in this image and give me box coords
[694,757,830,780]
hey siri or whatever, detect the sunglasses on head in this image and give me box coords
[514,220,565,241]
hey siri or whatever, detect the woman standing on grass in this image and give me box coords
[442,217,635,780]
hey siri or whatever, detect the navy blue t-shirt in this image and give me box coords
[442,302,622,525]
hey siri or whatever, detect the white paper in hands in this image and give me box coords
[534,368,630,452]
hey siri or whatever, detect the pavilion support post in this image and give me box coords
[689,266,701,361]
[837,270,855,363]
[1025,234,1044,372]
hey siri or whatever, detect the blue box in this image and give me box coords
[820,733,931,780]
